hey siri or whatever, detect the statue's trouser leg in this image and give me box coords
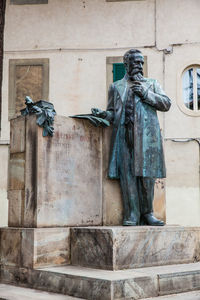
[138,177,155,216]
[119,172,141,225]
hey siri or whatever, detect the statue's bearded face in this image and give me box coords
[126,53,144,81]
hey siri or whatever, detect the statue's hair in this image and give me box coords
[123,49,142,67]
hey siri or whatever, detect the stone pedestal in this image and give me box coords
[8,115,102,227]
[1,231,200,299]
[3,114,200,299]
[5,114,103,270]
[71,226,200,270]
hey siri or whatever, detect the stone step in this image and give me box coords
[71,226,200,270]
[0,284,83,300]
[1,262,200,300]
[143,290,200,299]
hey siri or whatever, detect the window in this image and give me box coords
[10,0,48,4]
[113,63,126,82]
[106,56,147,91]
[182,66,200,111]
[9,59,49,119]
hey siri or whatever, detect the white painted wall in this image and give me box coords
[1,0,200,226]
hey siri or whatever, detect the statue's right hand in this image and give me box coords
[91,108,106,118]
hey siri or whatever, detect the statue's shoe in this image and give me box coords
[123,220,138,226]
[142,213,165,226]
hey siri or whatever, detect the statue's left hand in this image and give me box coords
[91,108,107,118]
[131,82,148,99]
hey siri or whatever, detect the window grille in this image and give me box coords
[182,66,200,112]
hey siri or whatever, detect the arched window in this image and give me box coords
[182,66,200,112]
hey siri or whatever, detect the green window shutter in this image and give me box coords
[113,63,126,82]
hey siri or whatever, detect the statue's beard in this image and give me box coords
[128,70,144,82]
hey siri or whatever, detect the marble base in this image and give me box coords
[1,263,200,300]
[71,226,200,270]
[1,227,70,268]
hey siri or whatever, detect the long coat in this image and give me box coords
[105,75,171,179]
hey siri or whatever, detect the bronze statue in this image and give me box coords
[21,96,56,137]
[92,49,171,226]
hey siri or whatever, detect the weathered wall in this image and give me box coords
[1,0,200,226]
[164,43,200,226]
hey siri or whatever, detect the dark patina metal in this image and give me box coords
[70,113,110,128]
[92,49,171,226]
[21,96,56,137]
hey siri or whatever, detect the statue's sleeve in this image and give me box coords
[143,80,171,112]
[105,84,115,123]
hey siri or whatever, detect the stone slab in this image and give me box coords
[0,227,70,268]
[1,263,200,300]
[0,284,82,300]
[159,270,200,296]
[1,228,21,267]
[71,226,200,270]
[0,265,158,300]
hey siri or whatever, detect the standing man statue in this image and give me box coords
[92,49,171,226]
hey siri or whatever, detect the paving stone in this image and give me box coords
[0,284,83,300]
[143,290,200,299]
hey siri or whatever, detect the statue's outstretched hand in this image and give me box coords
[91,108,107,118]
